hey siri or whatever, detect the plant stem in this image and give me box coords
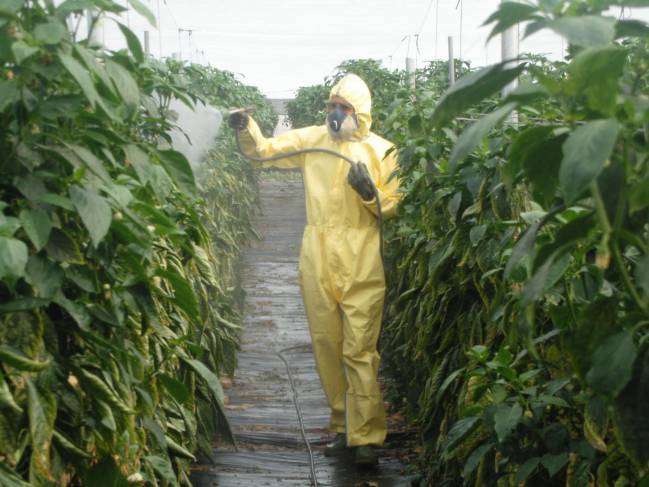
[589,180,612,237]
[612,242,648,315]
[591,181,648,314]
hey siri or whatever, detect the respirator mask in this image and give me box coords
[326,103,359,141]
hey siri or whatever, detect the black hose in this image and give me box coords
[277,345,319,487]
[234,128,385,260]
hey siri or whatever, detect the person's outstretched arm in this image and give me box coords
[237,116,307,169]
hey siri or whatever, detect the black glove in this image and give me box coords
[347,162,376,201]
[229,111,249,130]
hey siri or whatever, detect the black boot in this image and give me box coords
[323,433,347,457]
[353,445,378,467]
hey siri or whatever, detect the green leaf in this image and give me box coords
[615,19,649,39]
[34,193,74,211]
[548,15,616,47]
[0,345,49,371]
[0,298,50,313]
[26,379,56,484]
[449,103,516,171]
[568,46,626,114]
[635,255,649,295]
[144,456,177,486]
[84,457,129,487]
[469,225,487,245]
[586,330,637,399]
[483,2,540,41]
[128,0,157,27]
[0,79,18,112]
[62,144,111,183]
[493,402,522,442]
[52,430,91,459]
[142,417,167,448]
[505,221,540,278]
[541,453,569,477]
[0,371,22,414]
[0,0,25,16]
[0,463,31,487]
[509,126,566,206]
[521,252,570,305]
[74,45,117,97]
[559,119,619,202]
[20,208,51,251]
[77,368,133,415]
[69,186,112,248]
[629,177,649,213]
[432,62,526,127]
[26,255,63,299]
[117,22,144,62]
[124,144,154,185]
[408,114,422,135]
[184,359,225,405]
[158,373,191,404]
[537,394,570,408]
[59,52,101,108]
[34,19,67,44]
[184,358,234,444]
[0,236,28,279]
[155,268,200,320]
[11,40,38,64]
[105,59,139,111]
[0,217,20,237]
[612,349,649,466]
[442,416,480,453]
[502,82,549,104]
[515,457,540,483]
[463,443,493,477]
[157,149,197,196]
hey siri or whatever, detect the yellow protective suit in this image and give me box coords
[240,74,401,447]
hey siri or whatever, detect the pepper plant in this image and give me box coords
[379,0,649,485]
[0,0,272,485]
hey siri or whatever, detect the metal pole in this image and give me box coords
[178,29,182,61]
[144,31,150,56]
[157,0,162,57]
[501,14,519,97]
[448,36,455,85]
[188,30,193,63]
[458,0,463,70]
[406,57,416,90]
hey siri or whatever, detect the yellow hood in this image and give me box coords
[329,74,372,140]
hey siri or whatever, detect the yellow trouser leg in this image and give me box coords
[300,272,346,433]
[340,280,387,447]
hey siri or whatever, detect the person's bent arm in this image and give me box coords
[362,148,402,219]
[239,117,306,169]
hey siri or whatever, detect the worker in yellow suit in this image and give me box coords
[229,74,401,466]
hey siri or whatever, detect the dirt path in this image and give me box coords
[191,178,411,486]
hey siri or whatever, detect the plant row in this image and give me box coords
[0,1,273,485]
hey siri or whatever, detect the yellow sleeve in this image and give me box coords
[239,117,306,169]
[362,147,402,219]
